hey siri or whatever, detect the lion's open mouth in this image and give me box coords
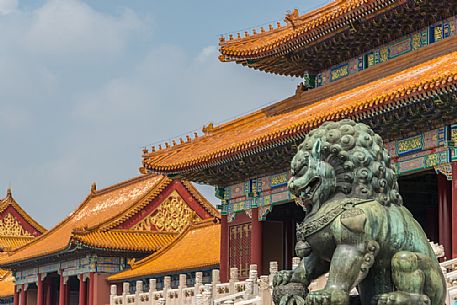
[299,176,320,199]
[294,176,321,209]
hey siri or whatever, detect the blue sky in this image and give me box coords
[0,0,330,228]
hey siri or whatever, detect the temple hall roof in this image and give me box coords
[0,174,172,266]
[142,48,457,185]
[0,189,46,236]
[107,221,220,281]
[218,0,454,76]
[0,270,13,298]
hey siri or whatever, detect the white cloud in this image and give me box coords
[0,0,17,15]
[25,0,142,58]
[0,0,298,228]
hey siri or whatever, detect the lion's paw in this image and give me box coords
[273,270,294,287]
[305,288,348,305]
[373,292,430,305]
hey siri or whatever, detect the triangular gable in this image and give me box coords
[105,180,219,233]
[0,189,45,238]
[0,175,218,266]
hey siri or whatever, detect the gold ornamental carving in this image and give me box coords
[133,191,200,233]
[0,213,32,237]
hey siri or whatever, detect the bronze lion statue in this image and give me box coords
[273,119,446,305]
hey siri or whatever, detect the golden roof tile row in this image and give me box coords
[219,0,401,61]
[70,230,176,252]
[143,51,457,173]
[108,221,220,281]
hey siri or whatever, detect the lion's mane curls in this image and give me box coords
[292,119,402,206]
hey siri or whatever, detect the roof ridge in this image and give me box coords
[72,228,178,236]
[181,181,220,218]
[96,176,171,231]
[92,173,158,197]
[3,191,96,256]
[0,190,46,234]
[2,175,167,260]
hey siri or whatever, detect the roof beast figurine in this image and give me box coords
[273,119,446,305]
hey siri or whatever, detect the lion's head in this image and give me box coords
[288,119,402,215]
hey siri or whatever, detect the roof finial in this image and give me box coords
[6,187,11,198]
[91,182,97,194]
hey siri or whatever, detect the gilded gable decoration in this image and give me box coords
[0,213,32,237]
[132,191,200,233]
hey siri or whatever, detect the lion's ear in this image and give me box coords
[311,139,321,159]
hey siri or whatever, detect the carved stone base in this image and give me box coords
[272,283,307,305]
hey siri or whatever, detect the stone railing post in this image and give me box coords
[212,269,220,298]
[229,267,238,294]
[292,257,301,270]
[249,264,258,295]
[164,276,171,304]
[110,284,117,305]
[269,262,278,286]
[202,284,212,305]
[122,282,130,305]
[244,279,253,300]
[179,274,187,304]
[195,294,203,305]
[195,272,203,296]
[135,281,143,305]
[149,279,157,305]
[259,276,271,305]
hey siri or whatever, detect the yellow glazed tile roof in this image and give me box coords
[108,221,220,281]
[0,189,46,235]
[0,174,171,265]
[143,51,457,173]
[0,270,13,298]
[70,230,176,252]
[219,0,402,61]
[0,236,35,252]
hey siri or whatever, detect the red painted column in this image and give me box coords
[37,274,43,305]
[452,162,457,258]
[13,287,19,305]
[45,280,51,305]
[438,173,452,259]
[59,272,65,305]
[88,273,94,305]
[20,285,26,305]
[65,281,70,305]
[220,215,229,282]
[250,208,263,274]
[79,274,86,305]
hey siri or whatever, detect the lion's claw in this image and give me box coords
[305,288,348,305]
[273,270,294,287]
